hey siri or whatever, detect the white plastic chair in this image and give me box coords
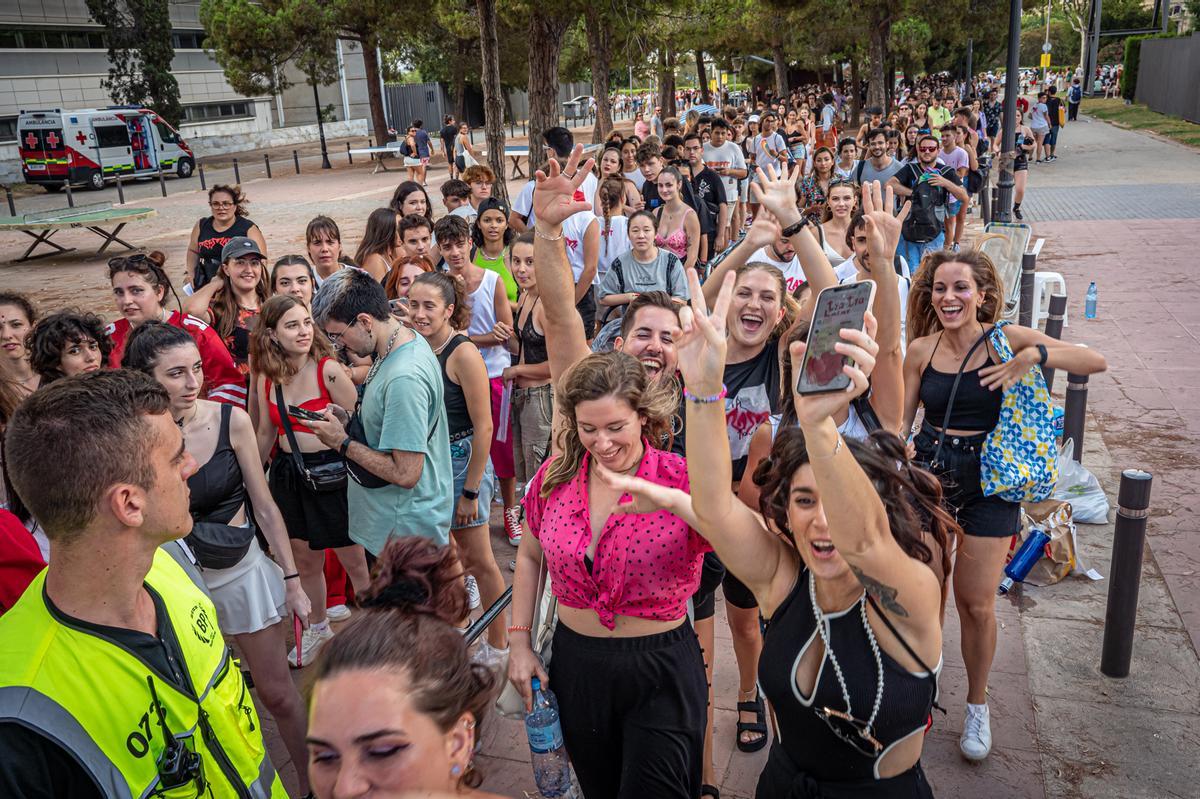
[1033,271,1068,328]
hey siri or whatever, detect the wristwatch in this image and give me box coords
[338,437,352,457]
[1036,344,1049,365]
[781,216,810,238]
[461,487,480,501]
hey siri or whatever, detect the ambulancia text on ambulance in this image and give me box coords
[17,106,196,192]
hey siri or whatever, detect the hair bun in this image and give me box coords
[358,536,468,625]
[361,579,430,610]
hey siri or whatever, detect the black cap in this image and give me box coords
[221,236,264,262]
[476,197,509,218]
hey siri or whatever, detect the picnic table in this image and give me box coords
[346,142,405,175]
[0,203,156,263]
[480,143,603,179]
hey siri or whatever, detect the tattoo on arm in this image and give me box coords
[850,566,909,618]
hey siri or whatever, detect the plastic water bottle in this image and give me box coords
[526,678,571,797]
[1085,282,1098,319]
[999,527,1051,594]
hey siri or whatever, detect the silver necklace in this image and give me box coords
[364,326,403,387]
[809,571,885,747]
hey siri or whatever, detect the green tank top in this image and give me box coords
[474,246,518,304]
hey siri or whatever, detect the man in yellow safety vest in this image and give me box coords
[0,370,287,798]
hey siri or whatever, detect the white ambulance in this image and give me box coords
[17,106,196,192]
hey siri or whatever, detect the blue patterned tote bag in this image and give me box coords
[980,321,1058,502]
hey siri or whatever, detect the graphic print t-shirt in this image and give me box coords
[724,341,781,481]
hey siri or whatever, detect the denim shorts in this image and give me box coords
[913,423,1020,538]
[451,433,495,530]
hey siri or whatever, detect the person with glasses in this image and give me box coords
[887,134,968,269]
[305,268,453,556]
[187,184,267,292]
[605,269,955,799]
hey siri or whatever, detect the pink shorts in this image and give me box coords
[420,157,430,165]
[489,376,515,480]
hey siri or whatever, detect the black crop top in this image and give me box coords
[919,331,1003,431]
[187,404,245,524]
[758,568,940,783]
[436,334,474,438]
[517,297,548,366]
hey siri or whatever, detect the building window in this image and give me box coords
[172,30,207,50]
[0,117,18,144]
[181,102,253,123]
[0,28,108,49]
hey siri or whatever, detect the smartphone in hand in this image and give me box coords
[796,281,876,395]
[287,405,327,423]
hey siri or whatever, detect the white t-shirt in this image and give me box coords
[703,141,746,202]
[749,245,806,295]
[449,205,476,225]
[512,173,600,229]
[561,211,599,282]
[838,257,912,353]
[753,132,788,177]
[624,169,646,190]
[597,214,630,282]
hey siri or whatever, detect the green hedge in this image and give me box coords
[1122,33,1177,101]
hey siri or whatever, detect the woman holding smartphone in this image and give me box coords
[250,294,372,667]
[407,272,509,664]
[903,250,1107,762]
[122,321,313,796]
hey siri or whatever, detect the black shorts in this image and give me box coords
[913,424,1020,538]
[576,286,597,335]
[268,450,355,550]
[691,552,726,621]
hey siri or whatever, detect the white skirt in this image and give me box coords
[201,540,287,636]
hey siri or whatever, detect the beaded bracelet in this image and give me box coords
[682,384,728,404]
[507,625,533,634]
[533,227,564,242]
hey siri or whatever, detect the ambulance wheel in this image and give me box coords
[86,170,105,191]
[177,159,195,179]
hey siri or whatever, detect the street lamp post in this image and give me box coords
[994,0,1023,223]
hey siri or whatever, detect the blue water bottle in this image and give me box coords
[999,527,1050,594]
[526,678,571,797]
[1085,282,1098,319]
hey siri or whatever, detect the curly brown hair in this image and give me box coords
[906,248,1003,343]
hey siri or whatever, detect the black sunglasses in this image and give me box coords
[814,706,884,757]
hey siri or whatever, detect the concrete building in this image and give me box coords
[0,0,373,182]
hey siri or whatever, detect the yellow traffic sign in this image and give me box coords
[1040,53,1052,68]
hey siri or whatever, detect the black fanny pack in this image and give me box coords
[276,384,347,493]
[345,400,392,489]
[187,521,255,570]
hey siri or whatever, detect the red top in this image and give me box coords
[0,510,45,614]
[106,311,247,407]
[522,445,710,631]
[265,357,335,436]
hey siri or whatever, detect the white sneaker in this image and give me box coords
[326,604,352,622]
[472,640,510,672]
[465,575,481,610]
[288,624,334,668]
[960,703,992,761]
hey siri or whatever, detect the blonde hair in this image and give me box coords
[906,249,1003,343]
[540,352,677,498]
[734,262,801,340]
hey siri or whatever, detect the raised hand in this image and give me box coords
[789,311,880,428]
[532,144,596,230]
[676,266,734,395]
[743,208,782,252]
[594,463,687,517]
[859,180,909,261]
[749,162,803,226]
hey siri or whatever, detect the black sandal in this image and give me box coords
[702,784,720,799]
[735,689,769,753]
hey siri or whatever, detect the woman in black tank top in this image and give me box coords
[602,279,958,796]
[506,235,554,492]
[188,185,266,290]
[902,250,1107,762]
[408,272,509,656]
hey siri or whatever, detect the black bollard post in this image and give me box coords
[1100,470,1153,678]
[1063,373,1088,462]
[1019,250,1037,328]
[115,172,125,205]
[1041,294,1068,392]
[157,166,167,197]
[5,185,16,216]
[65,179,75,208]
[293,150,300,174]
[199,163,207,190]
[347,143,353,165]
[264,153,272,179]
[233,158,241,184]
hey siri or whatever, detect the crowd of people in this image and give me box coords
[0,80,1105,799]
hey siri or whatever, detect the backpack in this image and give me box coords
[901,165,943,244]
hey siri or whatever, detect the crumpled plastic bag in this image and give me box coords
[1051,439,1110,524]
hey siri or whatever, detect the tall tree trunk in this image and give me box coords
[360,38,390,147]
[867,20,888,110]
[527,10,573,174]
[658,48,676,119]
[584,6,614,144]
[451,38,470,125]
[849,57,861,126]
[477,0,508,203]
[695,50,711,104]
[771,35,788,97]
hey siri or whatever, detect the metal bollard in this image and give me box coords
[1100,470,1153,678]
[65,180,74,208]
[1062,373,1088,462]
[293,150,300,174]
[5,185,15,216]
[115,172,125,205]
[199,163,207,190]
[233,158,241,184]
[157,167,167,197]
[1041,294,1068,391]
[347,142,353,165]
[1019,250,1037,328]
[264,153,272,179]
